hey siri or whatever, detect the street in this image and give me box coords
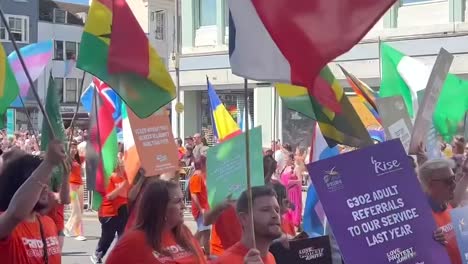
[62,212,197,264]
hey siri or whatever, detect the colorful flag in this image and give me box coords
[81,77,122,129]
[86,88,118,210]
[380,43,468,141]
[0,43,19,120]
[8,40,53,97]
[77,0,176,118]
[380,43,428,118]
[309,123,340,163]
[207,79,241,142]
[121,103,140,185]
[228,0,396,110]
[238,106,253,133]
[304,123,339,237]
[275,84,315,119]
[41,74,67,191]
[339,65,381,124]
[277,66,373,148]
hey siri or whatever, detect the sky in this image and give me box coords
[57,0,89,5]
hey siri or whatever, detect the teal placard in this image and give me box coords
[6,109,15,138]
[207,126,264,207]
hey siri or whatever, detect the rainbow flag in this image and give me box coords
[0,43,19,120]
[276,66,373,148]
[77,0,176,118]
[339,65,381,124]
[207,78,241,142]
[8,41,53,97]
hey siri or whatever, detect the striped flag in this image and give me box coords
[8,41,53,97]
[339,65,381,124]
[0,43,19,121]
[304,123,339,237]
[276,66,373,148]
[86,88,118,210]
[207,78,242,142]
[121,104,140,185]
[237,106,253,132]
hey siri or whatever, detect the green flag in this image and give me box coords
[380,43,468,141]
[41,74,67,191]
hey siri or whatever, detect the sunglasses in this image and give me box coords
[431,176,456,185]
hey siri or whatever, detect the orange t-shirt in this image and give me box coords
[69,161,82,185]
[99,174,128,218]
[210,206,242,256]
[106,227,206,264]
[0,214,61,264]
[188,172,209,219]
[47,204,65,232]
[432,205,462,264]
[213,242,276,264]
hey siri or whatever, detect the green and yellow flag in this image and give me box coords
[77,0,176,118]
[276,66,373,148]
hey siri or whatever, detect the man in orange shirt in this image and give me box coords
[189,156,211,254]
[214,186,281,264]
[0,140,67,264]
[204,195,242,257]
[419,158,468,264]
[91,161,129,264]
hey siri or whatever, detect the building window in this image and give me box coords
[54,40,64,60]
[153,10,166,40]
[198,0,216,27]
[53,9,67,24]
[65,78,77,103]
[0,15,29,43]
[54,78,64,103]
[65,41,77,60]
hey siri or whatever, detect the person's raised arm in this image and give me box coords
[0,140,66,240]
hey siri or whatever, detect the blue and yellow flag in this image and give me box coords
[207,78,241,142]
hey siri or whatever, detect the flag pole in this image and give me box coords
[243,78,256,248]
[174,0,182,138]
[273,87,277,151]
[67,71,87,149]
[0,8,55,139]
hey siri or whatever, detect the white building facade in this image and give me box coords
[170,0,468,148]
[38,0,92,128]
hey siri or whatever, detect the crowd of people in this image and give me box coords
[0,127,467,263]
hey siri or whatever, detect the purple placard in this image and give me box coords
[307,139,450,264]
